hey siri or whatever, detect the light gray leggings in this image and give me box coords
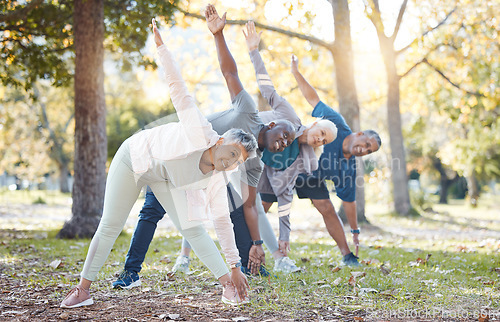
[181,193,279,254]
[81,141,228,281]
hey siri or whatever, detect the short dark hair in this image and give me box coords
[362,130,382,149]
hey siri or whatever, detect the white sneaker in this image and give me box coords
[172,255,191,274]
[273,256,301,274]
[221,282,249,306]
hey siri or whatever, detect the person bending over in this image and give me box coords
[60,19,257,309]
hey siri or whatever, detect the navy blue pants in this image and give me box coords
[124,185,252,273]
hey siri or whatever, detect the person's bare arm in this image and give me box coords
[291,54,320,107]
[241,183,266,274]
[205,4,243,101]
[342,201,359,256]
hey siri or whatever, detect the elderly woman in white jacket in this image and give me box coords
[60,19,256,309]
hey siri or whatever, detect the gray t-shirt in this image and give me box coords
[207,90,264,188]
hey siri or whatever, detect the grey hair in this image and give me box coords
[221,128,258,159]
[362,129,382,149]
[314,119,338,140]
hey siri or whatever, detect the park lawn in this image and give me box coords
[0,191,499,321]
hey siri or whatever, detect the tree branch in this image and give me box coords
[390,0,408,42]
[400,43,457,78]
[423,58,485,97]
[0,0,44,23]
[64,114,74,132]
[363,0,388,41]
[397,6,457,55]
[400,58,426,79]
[177,7,335,51]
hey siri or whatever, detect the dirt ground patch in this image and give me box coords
[1,276,366,321]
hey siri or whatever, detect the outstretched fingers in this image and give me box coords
[151,18,163,47]
[291,54,299,73]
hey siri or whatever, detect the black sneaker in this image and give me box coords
[342,252,362,267]
[112,270,141,289]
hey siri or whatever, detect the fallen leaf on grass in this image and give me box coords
[351,271,367,278]
[59,312,70,319]
[483,280,495,285]
[493,268,500,274]
[160,256,172,264]
[353,317,364,321]
[333,277,342,286]
[301,257,310,262]
[1,310,29,316]
[313,280,327,285]
[478,314,490,322]
[232,317,250,321]
[331,266,341,273]
[379,290,396,298]
[380,264,391,275]
[359,288,378,295]
[409,254,431,266]
[159,313,181,320]
[361,258,380,265]
[49,259,62,269]
[348,276,356,287]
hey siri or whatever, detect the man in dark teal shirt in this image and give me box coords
[278,55,381,266]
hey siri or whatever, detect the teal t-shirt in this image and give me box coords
[261,138,300,171]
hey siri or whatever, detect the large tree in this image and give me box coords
[1,0,178,238]
[363,0,457,215]
[58,0,107,237]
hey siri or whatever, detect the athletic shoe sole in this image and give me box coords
[221,296,250,306]
[113,279,141,289]
[60,298,94,308]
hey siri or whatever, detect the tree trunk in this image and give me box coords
[387,73,410,214]
[466,170,479,208]
[57,0,106,239]
[330,0,368,223]
[378,36,411,215]
[59,163,70,193]
[432,156,457,204]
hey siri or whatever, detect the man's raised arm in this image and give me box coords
[205,4,243,101]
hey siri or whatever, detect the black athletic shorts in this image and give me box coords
[294,174,330,200]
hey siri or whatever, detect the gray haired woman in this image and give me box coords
[60,19,256,308]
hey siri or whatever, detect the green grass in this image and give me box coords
[1,191,499,319]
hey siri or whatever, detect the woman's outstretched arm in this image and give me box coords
[152,19,216,145]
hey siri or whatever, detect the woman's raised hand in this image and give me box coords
[152,18,163,47]
[243,21,262,52]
